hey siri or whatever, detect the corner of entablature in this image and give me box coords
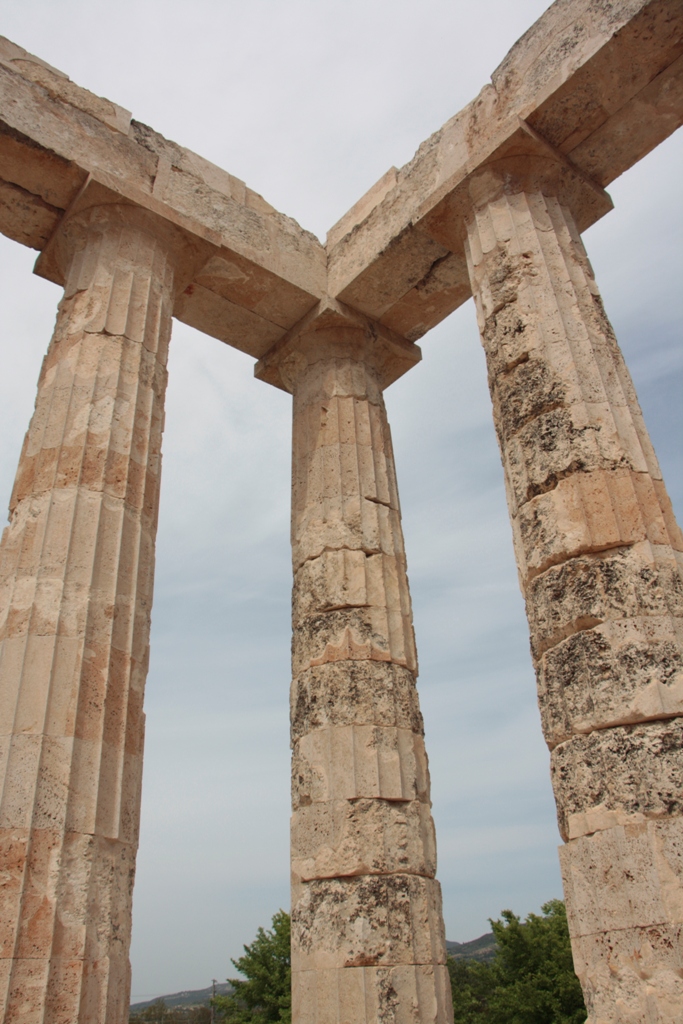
[254,294,421,394]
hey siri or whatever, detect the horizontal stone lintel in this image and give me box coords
[0,54,326,358]
[327,0,683,341]
[0,1,681,367]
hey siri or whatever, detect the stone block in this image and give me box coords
[0,958,9,1016]
[1,955,50,1023]
[500,402,621,510]
[560,820,683,939]
[291,662,423,742]
[489,344,651,487]
[292,598,417,675]
[41,958,87,1024]
[568,924,683,1024]
[291,498,402,571]
[4,833,59,957]
[290,372,405,572]
[77,952,132,1024]
[550,720,683,841]
[292,963,454,1024]
[292,726,430,808]
[2,828,137,966]
[0,733,44,829]
[525,541,683,658]
[291,797,436,882]
[537,617,683,746]
[513,470,676,582]
[293,548,408,622]
[0,635,56,734]
[0,828,28,957]
[291,874,447,971]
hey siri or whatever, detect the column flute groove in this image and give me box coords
[258,308,453,1023]
[0,202,185,1024]
[463,171,683,1022]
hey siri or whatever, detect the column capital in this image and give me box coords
[254,295,421,393]
[423,119,613,251]
[34,172,213,295]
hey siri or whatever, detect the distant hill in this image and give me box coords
[130,983,231,1014]
[131,935,496,1012]
[446,932,496,963]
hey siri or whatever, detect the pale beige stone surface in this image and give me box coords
[568,925,683,1024]
[291,875,447,971]
[0,3,682,1021]
[291,798,436,882]
[537,616,683,746]
[292,727,430,806]
[464,175,683,1020]
[327,0,683,340]
[292,550,417,675]
[291,662,424,741]
[525,543,683,659]
[551,720,683,841]
[560,821,683,936]
[560,822,683,1023]
[0,203,178,1023]
[272,309,452,1021]
[292,963,453,1024]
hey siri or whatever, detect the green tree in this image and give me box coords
[214,909,291,1023]
[130,999,171,1024]
[449,900,586,1024]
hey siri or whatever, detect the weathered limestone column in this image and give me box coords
[257,303,453,1023]
[463,173,683,1021]
[0,203,181,1023]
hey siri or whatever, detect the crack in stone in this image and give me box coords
[321,602,371,612]
[525,540,637,585]
[414,251,452,293]
[294,544,383,572]
[501,350,530,374]
[550,709,683,751]
[522,457,592,502]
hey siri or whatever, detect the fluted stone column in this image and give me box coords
[0,204,180,1024]
[464,182,683,1021]
[258,305,453,1023]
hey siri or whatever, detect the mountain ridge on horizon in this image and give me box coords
[130,933,496,1013]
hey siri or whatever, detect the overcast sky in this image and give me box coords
[0,0,681,1004]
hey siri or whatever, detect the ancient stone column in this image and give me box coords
[257,303,453,1023]
[0,203,181,1024]
[463,176,683,1020]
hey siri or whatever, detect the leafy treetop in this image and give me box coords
[448,899,586,1024]
[213,909,291,1023]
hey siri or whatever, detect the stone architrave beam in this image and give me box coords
[327,0,683,342]
[0,35,326,359]
[0,0,682,1022]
